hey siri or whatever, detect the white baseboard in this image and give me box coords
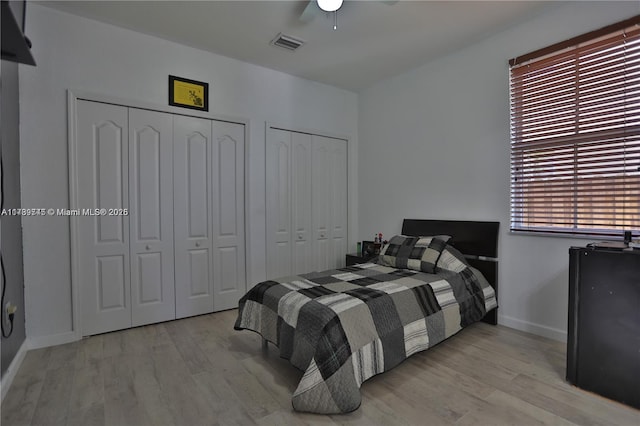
[1,339,28,402]
[27,331,80,350]
[498,314,567,342]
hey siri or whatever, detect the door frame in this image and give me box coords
[264,121,353,273]
[68,89,251,338]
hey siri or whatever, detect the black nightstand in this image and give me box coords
[567,247,640,409]
[345,253,377,266]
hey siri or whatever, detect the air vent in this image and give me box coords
[270,33,306,51]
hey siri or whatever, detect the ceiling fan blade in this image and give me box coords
[299,1,318,23]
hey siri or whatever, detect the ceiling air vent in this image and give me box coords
[270,33,306,51]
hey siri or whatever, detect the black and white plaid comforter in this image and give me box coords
[234,261,497,414]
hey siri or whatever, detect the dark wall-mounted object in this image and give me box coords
[168,75,209,111]
[1,1,36,66]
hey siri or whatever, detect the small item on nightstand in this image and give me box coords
[362,240,375,256]
[357,242,362,256]
[371,232,384,254]
[588,241,628,250]
[629,239,640,249]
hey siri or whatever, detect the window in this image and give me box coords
[509,16,640,237]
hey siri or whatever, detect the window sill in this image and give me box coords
[509,230,631,241]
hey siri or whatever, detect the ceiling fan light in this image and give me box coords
[317,0,343,12]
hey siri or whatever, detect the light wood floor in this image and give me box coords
[2,310,639,426]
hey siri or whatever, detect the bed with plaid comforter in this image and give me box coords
[234,251,497,413]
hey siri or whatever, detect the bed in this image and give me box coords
[234,219,499,414]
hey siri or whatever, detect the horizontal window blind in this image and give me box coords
[510,20,640,237]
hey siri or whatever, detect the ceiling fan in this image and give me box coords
[300,0,397,30]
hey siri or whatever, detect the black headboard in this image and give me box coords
[401,219,499,258]
[401,219,500,325]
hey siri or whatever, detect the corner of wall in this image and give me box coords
[1,58,27,380]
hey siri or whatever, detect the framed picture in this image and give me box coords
[168,75,209,111]
[362,240,376,256]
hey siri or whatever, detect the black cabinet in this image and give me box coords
[567,247,640,409]
[345,253,377,267]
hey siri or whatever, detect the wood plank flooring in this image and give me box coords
[2,309,638,425]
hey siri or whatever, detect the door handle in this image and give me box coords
[195,241,201,247]
[145,245,151,250]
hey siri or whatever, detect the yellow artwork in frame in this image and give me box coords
[169,75,209,111]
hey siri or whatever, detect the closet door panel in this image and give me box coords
[96,256,127,311]
[312,138,332,271]
[188,250,210,295]
[218,137,238,235]
[77,100,131,336]
[135,253,163,303]
[292,132,313,275]
[266,128,292,279]
[212,121,246,311]
[312,136,348,270]
[330,139,348,269]
[129,108,175,326]
[174,115,213,318]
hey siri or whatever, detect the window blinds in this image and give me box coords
[510,21,640,237]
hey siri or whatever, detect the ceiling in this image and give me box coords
[39,1,555,92]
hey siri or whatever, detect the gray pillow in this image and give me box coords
[378,234,451,273]
[435,244,470,273]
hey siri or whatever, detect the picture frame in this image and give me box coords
[362,240,376,256]
[168,75,209,111]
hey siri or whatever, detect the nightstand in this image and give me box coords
[567,247,640,409]
[345,253,377,266]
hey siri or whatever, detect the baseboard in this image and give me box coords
[1,339,28,402]
[498,314,567,342]
[27,330,80,350]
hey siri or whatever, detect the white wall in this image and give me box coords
[1,58,27,375]
[358,1,638,341]
[19,5,358,342]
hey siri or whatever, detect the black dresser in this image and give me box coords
[567,247,640,409]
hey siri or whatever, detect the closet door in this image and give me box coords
[128,108,175,326]
[329,138,348,268]
[77,101,131,336]
[312,136,348,270]
[174,116,213,318]
[266,128,293,279]
[266,129,312,278]
[267,128,348,277]
[211,121,246,310]
[291,132,313,275]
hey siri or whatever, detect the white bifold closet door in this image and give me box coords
[291,133,313,275]
[211,121,246,311]
[77,101,131,335]
[128,108,175,327]
[265,129,313,278]
[76,100,245,336]
[265,129,292,278]
[311,135,348,271]
[266,128,347,279]
[174,117,246,317]
[77,102,175,335]
[173,116,213,318]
